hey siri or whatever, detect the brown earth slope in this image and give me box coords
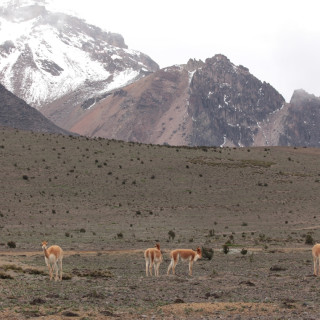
[1,128,320,318]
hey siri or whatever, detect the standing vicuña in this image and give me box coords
[167,247,202,276]
[41,241,63,281]
[312,243,320,276]
[144,243,163,276]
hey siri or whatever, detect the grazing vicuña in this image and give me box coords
[312,243,320,276]
[41,241,63,281]
[144,243,163,276]
[167,247,202,276]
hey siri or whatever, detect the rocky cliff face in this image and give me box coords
[0,83,73,134]
[278,90,320,147]
[67,54,290,147]
[187,55,285,146]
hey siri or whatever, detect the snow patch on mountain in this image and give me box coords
[0,1,159,108]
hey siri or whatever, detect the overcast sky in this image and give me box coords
[45,0,320,101]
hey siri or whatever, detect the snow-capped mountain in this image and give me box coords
[0,0,159,109]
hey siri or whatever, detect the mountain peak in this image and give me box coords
[0,1,159,108]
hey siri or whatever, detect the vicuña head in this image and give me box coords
[167,246,202,276]
[144,243,163,276]
[41,240,63,281]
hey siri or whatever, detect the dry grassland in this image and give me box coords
[1,127,320,319]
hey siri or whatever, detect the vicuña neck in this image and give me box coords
[43,247,49,259]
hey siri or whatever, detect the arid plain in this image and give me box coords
[1,127,320,319]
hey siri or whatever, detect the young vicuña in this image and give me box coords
[144,243,163,276]
[312,243,320,276]
[41,241,63,281]
[167,247,202,276]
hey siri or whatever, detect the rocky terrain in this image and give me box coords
[1,2,320,148]
[0,83,73,134]
[1,127,320,319]
[60,55,287,147]
[64,55,320,148]
[279,89,320,146]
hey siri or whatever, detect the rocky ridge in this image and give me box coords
[0,83,73,134]
[67,55,295,147]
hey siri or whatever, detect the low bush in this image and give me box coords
[202,247,214,260]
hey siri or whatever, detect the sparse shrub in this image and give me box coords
[22,175,29,180]
[80,228,86,233]
[241,248,248,255]
[7,241,16,248]
[202,247,214,260]
[305,234,314,245]
[222,244,229,254]
[168,230,175,241]
[241,222,248,227]
[117,232,123,239]
[209,229,215,237]
[65,232,70,237]
[270,265,287,271]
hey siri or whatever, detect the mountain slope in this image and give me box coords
[68,55,287,147]
[278,90,320,147]
[0,0,159,109]
[0,83,73,134]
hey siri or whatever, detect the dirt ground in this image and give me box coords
[0,244,319,319]
[1,128,320,319]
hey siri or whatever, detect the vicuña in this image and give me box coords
[312,243,320,276]
[144,243,163,276]
[41,241,63,281]
[167,247,202,276]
